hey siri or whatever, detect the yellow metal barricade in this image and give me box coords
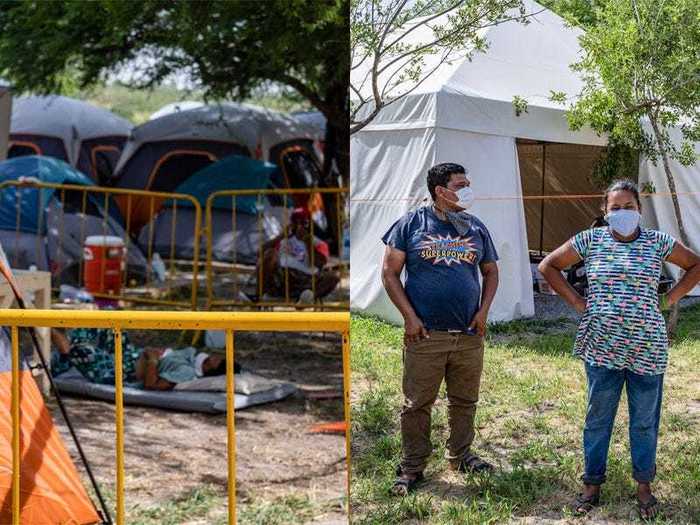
[0,181,202,310]
[205,187,349,311]
[0,308,350,524]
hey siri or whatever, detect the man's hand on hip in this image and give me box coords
[404,315,429,343]
[468,309,488,337]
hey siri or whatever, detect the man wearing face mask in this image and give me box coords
[381,162,500,495]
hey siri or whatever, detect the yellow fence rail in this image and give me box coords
[0,309,350,525]
[0,181,202,310]
[205,187,349,311]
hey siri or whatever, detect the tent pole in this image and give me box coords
[0,260,113,525]
[539,143,546,256]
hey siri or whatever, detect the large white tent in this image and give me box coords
[350,0,700,325]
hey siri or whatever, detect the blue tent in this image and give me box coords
[0,156,147,279]
[171,154,278,215]
[0,156,97,234]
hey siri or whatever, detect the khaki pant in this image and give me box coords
[400,331,485,474]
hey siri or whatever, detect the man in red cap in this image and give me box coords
[259,207,339,303]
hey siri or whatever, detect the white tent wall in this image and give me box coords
[0,87,10,161]
[350,127,437,325]
[350,125,535,325]
[434,127,534,321]
[638,134,700,296]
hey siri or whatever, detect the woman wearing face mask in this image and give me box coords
[538,179,700,519]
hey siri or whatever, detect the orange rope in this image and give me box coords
[350,190,700,203]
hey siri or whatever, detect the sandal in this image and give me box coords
[638,495,659,521]
[571,492,600,516]
[454,453,494,473]
[390,466,424,496]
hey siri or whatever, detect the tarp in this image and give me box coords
[0,330,100,524]
[292,110,326,136]
[173,154,278,214]
[8,95,132,182]
[0,156,94,234]
[0,156,148,281]
[138,206,284,265]
[518,141,608,253]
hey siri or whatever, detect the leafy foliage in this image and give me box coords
[567,0,700,168]
[538,0,601,28]
[0,1,349,180]
[351,0,530,133]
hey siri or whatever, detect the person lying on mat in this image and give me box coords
[259,207,340,304]
[538,179,700,520]
[134,347,231,390]
[51,328,238,390]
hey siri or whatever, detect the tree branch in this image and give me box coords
[377,7,544,76]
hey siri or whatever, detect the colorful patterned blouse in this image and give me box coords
[570,227,676,375]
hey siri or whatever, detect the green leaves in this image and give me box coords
[0,1,348,114]
[569,0,700,167]
[351,0,527,133]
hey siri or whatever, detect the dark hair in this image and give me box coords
[603,179,641,210]
[204,355,227,377]
[203,356,241,376]
[427,163,466,200]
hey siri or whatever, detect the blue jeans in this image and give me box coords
[583,362,664,485]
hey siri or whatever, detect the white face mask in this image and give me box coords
[605,209,641,237]
[454,186,474,210]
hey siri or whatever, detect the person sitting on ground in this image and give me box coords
[51,328,238,390]
[259,207,340,303]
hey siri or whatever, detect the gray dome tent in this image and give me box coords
[111,103,324,234]
[8,95,133,184]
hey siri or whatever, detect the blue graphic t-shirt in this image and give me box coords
[382,206,499,331]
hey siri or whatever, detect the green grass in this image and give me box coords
[351,305,700,524]
[239,494,340,525]
[126,486,227,525]
[116,487,331,525]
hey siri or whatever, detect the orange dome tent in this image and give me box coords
[0,365,102,524]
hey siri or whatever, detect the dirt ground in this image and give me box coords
[47,331,348,524]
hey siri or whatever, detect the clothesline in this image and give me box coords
[350,190,700,203]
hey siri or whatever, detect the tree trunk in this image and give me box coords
[648,116,689,338]
[317,86,349,255]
